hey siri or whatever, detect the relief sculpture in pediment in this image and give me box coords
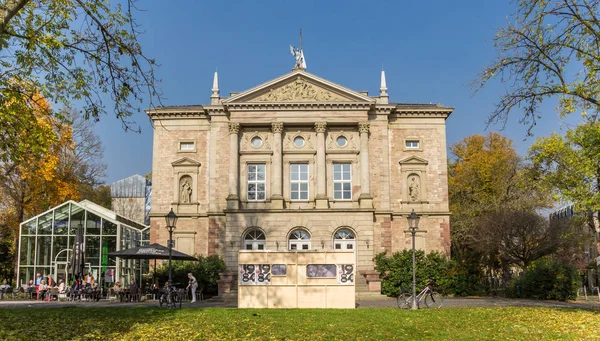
[249,78,349,102]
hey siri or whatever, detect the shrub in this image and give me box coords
[150,255,226,295]
[506,258,578,301]
[374,250,453,297]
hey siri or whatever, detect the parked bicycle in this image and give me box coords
[397,280,443,309]
[158,283,182,309]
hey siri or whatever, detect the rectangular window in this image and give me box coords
[179,142,195,151]
[290,164,309,200]
[333,163,352,200]
[405,140,420,149]
[247,164,266,201]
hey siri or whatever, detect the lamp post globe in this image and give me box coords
[407,209,420,310]
[165,208,178,286]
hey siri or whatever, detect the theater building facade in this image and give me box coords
[147,68,452,290]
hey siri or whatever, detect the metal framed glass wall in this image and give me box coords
[18,201,149,287]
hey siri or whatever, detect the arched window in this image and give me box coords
[333,228,355,251]
[288,229,311,250]
[243,229,266,250]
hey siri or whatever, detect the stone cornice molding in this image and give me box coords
[224,102,373,111]
[394,107,453,119]
[146,111,208,119]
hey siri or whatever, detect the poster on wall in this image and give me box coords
[306,264,337,278]
[239,264,271,285]
[337,264,354,284]
[271,264,287,276]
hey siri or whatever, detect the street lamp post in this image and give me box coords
[407,209,420,310]
[165,208,178,286]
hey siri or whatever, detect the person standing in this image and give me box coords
[186,273,198,303]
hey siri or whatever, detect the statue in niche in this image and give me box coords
[180,177,192,203]
[409,176,420,202]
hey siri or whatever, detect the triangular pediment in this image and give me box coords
[172,157,201,167]
[224,70,375,104]
[399,156,429,165]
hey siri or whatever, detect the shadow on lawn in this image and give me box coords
[0,306,187,340]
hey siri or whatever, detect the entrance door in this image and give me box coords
[333,228,356,266]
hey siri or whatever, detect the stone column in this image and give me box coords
[315,122,328,209]
[226,122,240,210]
[271,122,284,209]
[358,122,373,208]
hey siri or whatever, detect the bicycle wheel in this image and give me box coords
[424,292,443,309]
[175,293,182,308]
[397,293,412,309]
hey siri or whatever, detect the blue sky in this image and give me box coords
[95,0,582,184]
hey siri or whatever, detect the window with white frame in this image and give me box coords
[333,163,352,200]
[243,229,266,250]
[290,163,308,200]
[288,229,311,250]
[405,140,420,149]
[179,141,195,151]
[247,164,266,201]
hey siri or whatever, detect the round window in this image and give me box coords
[251,136,263,148]
[293,136,305,148]
[336,136,348,147]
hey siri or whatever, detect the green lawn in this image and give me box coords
[0,307,597,340]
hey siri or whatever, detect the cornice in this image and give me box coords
[393,109,453,119]
[224,102,373,111]
[146,111,208,119]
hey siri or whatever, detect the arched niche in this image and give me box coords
[172,157,201,213]
[398,156,428,203]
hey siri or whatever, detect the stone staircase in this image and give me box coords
[355,273,370,293]
[204,288,238,303]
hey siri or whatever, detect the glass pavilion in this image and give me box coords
[18,200,150,287]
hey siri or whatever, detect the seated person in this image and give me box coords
[38,280,49,300]
[84,273,94,288]
[90,279,99,290]
[25,280,35,298]
[113,281,123,293]
[0,280,10,300]
[58,279,66,294]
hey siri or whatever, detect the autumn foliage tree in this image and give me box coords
[449,132,551,246]
[448,132,553,288]
[0,93,79,282]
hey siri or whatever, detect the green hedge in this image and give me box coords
[506,258,578,301]
[374,250,454,297]
[150,255,226,294]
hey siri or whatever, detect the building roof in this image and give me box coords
[20,200,149,231]
[110,174,150,198]
[147,70,454,115]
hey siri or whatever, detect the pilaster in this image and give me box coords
[227,122,240,209]
[315,122,329,209]
[358,122,373,208]
[271,122,284,209]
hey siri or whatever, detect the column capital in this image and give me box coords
[358,122,370,134]
[271,122,284,134]
[314,122,327,133]
[229,122,240,134]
